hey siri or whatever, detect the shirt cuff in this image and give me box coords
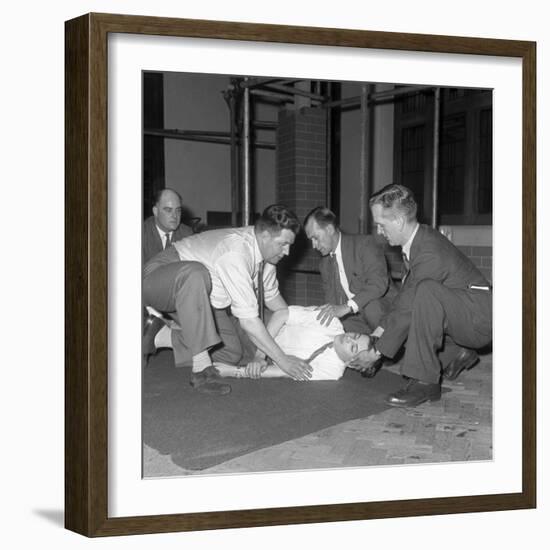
[231,304,261,319]
[347,299,359,314]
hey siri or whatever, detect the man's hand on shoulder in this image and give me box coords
[315,303,350,326]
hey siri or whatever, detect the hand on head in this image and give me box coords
[333,332,376,366]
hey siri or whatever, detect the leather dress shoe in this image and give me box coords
[442,348,479,381]
[385,378,441,408]
[190,365,231,396]
[143,314,166,360]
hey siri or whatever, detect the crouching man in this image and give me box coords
[143,205,312,395]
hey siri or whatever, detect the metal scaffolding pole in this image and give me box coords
[228,92,239,227]
[253,120,277,130]
[431,87,441,228]
[237,77,282,89]
[370,85,434,101]
[359,84,373,234]
[322,85,434,110]
[242,84,251,226]
[250,88,296,103]
[143,128,274,149]
[262,82,326,102]
[326,82,333,210]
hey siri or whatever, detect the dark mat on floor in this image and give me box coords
[143,350,406,471]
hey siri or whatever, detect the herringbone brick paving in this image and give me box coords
[143,353,492,477]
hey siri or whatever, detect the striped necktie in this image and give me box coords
[306,341,333,364]
[164,232,172,249]
[257,261,265,322]
[264,341,333,368]
[329,253,348,305]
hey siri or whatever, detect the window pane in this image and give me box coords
[439,113,466,215]
[478,108,493,215]
[401,125,425,219]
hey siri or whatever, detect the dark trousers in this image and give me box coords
[401,279,492,384]
[342,296,393,335]
[143,249,254,367]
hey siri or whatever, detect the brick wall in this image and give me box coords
[277,270,326,306]
[275,107,327,305]
[457,245,493,283]
[384,243,493,284]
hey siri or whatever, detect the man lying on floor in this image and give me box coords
[214,305,378,380]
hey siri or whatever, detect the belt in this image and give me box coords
[468,283,491,291]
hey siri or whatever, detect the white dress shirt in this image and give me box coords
[276,306,346,380]
[173,226,280,318]
[402,223,420,261]
[155,224,173,249]
[333,233,359,313]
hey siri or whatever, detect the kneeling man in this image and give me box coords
[365,184,492,407]
[143,205,312,396]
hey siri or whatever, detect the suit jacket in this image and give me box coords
[377,224,491,357]
[319,233,391,311]
[142,215,193,263]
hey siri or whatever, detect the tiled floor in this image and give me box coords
[143,353,492,477]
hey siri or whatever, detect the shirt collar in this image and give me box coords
[251,226,264,266]
[402,223,420,260]
[155,223,172,239]
[332,231,342,257]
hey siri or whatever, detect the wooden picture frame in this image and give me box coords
[65,12,536,537]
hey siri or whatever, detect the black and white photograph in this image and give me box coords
[3,0,545,545]
[140,71,494,478]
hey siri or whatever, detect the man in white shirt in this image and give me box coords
[213,305,376,380]
[143,205,312,395]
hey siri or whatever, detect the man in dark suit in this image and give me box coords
[364,184,492,407]
[304,207,394,335]
[142,188,193,263]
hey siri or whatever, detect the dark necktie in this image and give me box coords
[257,261,265,322]
[306,341,333,364]
[401,252,410,286]
[164,232,172,249]
[329,254,348,305]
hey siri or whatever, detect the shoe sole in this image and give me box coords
[190,373,232,395]
[142,316,166,359]
[443,355,479,381]
[385,395,441,408]
[193,382,231,396]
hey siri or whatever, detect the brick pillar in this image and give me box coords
[275,107,327,306]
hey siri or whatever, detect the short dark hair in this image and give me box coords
[303,206,339,230]
[153,187,182,207]
[254,204,301,235]
[347,337,376,369]
[369,184,417,221]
